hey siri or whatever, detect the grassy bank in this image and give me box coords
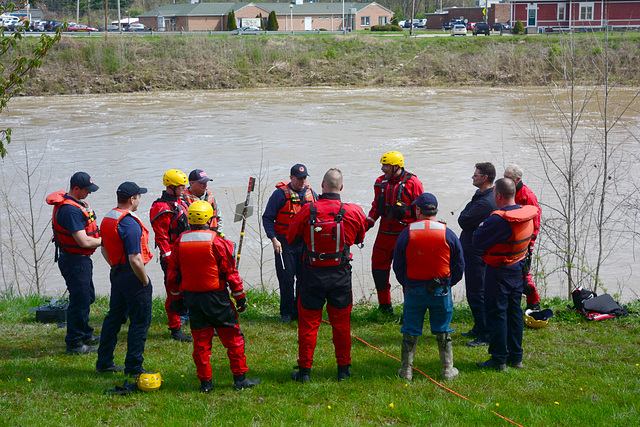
[1,291,639,425]
[14,31,640,95]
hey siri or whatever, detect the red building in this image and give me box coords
[507,0,640,32]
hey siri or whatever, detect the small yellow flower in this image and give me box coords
[496,403,499,407]
[27,378,31,382]
[636,363,639,367]
[389,403,394,408]
[554,401,559,405]
[580,388,583,391]
[327,405,331,409]
[404,383,408,387]
[181,375,184,378]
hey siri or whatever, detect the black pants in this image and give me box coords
[58,251,95,347]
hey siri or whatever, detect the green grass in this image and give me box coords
[1,290,639,425]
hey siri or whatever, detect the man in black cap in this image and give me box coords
[183,169,222,231]
[46,172,102,355]
[96,182,154,375]
[262,164,317,324]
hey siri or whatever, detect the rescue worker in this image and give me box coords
[504,164,542,310]
[183,168,222,232]
[166,201,260,392]
[286,168,366,382]
[262,164,318,324]
[96,182,153,376]
[366,151,423,315]
[149,169,192,342]
[473,178,539,371]
[393,193,465,381]
[46,172,102,355]
[458,162,498,348]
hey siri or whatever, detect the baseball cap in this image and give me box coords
[290,164,309,179]
[411,193,438,210]
[70,172,99,192]
[117,181,147,198]
[188,169,213,184]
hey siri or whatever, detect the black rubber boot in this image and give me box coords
[379,303,394,315]
[337,364,351,381]
[200,380,213,393]
[83,335,100,345]
[291,366,311,383]
[170,327,193,342]
[65,342,98,355]
[233,374,260,390]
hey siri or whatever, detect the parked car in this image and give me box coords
[413,18,427,29]
[98,24,120,32]
[492,23,509,33]
[231,26,263,35]
[123,23,148,32]
[466,22,475,31]
[450,24,467,36]
[473,22,491,36]
[44,20,63,31]
[443,19,463,30]
[66,24,99,32]
[29,20,47,32]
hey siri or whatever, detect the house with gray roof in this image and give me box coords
[138,2,393,32]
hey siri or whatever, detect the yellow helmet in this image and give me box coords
[163,169,188,187]
[137,372,162,392]
[524,309,552,328]
[188,200,214,225]
[380,151,404,168]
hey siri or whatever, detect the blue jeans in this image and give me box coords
[484,263,524,364]
[274,235,303,318]
[58,251,95,346]
[401,286,454,336]
[463,249,488,340]
[97,269,152,374]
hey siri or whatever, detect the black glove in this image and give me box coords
[236,297,247,313]
[170,298,186,313]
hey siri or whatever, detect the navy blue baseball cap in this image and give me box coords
[290,164,309,178]
[70,172,99,192]
[117,181,147,198]
[411,193,438,210]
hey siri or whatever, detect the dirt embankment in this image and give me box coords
[18,32,640,95]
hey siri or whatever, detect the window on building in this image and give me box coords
[379,16,388,25]
[580,3,594,20]
[361,16,370,26]
[557,3,566,21]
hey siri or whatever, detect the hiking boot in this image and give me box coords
[170,327,193,342]
[83,335,100,345]
[337,364,351,381]
[460,330,477,338]
[379,303,394,315]
[526,303,541,311]
[281,315,293,325]
[476,358,507,371]
[66,343,98,355]
[200,380,213,393]
[437,333,459,381]
[465,338,489,347]
[96,363,125,374]
[233,374,260,390]
[291,366,311,383]
[397,334,418,382]
[507,360,524,369]
[125,368,151,378]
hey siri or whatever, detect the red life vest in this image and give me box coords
[150,196,189,245]
[176,230,222,292]
[482,205,539,267]
[274,181,316,235]
[100,208,153,266]
[47,190,100,255]
[303,201,350,267]
[375,170,417,231]
[406,220,451,281]
[183,188,219,230]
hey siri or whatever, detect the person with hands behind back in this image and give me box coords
[167,200,260,392]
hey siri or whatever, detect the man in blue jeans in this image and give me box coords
[96,182,154,375]
[393,193,465,381]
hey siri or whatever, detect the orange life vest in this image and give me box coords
[176,230,222,292]
[303,201,350,267]
[406,220,451,281]
[482,205,539,267]
[47,190,100,255]
[274,181,316,235]
[100,208,153,266]
[183,188,219,230]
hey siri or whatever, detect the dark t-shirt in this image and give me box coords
[56,204,87,233]
[118,215,142,265]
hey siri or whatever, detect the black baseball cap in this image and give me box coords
[117,181,147,198]
[70,172,99,192]
[188,169,213,183]
[411,193,438,210]
[290,164,309,179]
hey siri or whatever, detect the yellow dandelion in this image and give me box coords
[328,405,331,409]
[404,384,408,387]
[554,401,559,405]
[636,363,639,367]
[27,378,31,382]
[580,388,583,391]
[389,403,394,408]
[496,403,499,407]
[181,375,184,378]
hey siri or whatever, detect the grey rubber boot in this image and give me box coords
[437,333,459,381]
[397,334,418,382]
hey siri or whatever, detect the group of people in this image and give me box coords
[48,152,541,391]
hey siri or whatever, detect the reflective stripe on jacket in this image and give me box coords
[406,220,451,281]
[183,188,219,230]
[482,205,539,267]
[101,208,153,266]
[47,190,100,255]
[274,181,316,235]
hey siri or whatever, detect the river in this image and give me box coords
[2,87,639,303]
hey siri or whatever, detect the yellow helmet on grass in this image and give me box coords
[524,308,554,328]
[137,372,162,392]
[380,151,404,167]
[163,169,188,187]
[188,200,214,225]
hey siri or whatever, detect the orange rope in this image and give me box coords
[321,319,523,427]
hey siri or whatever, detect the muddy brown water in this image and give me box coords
[3,87,639,302]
